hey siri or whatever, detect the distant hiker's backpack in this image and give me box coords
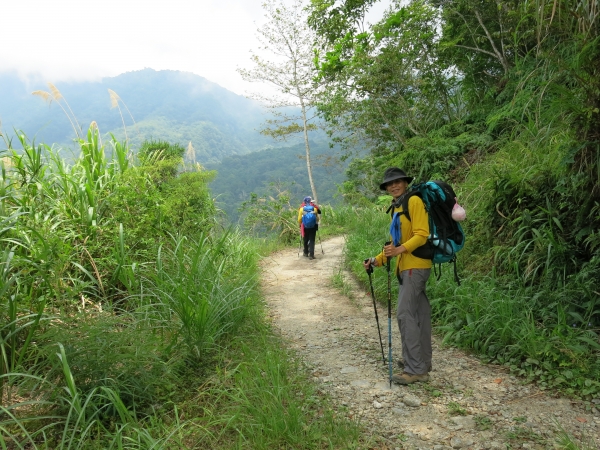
[388,181,466,284]
[302,204,317,228]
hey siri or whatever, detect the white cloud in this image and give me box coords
[0,0,392,96]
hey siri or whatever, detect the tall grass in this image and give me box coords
[1,127,369,448]
[140,230,259,362]
[191,329,363,449]
[1,344,187,449]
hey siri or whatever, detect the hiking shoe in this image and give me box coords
[391,371,429,385]
[309,256,315,260]
[397,359,432,372]
[303,253,308,257]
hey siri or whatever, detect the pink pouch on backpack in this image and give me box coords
[452,198,466,222]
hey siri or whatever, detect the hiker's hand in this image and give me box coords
[384,244,405,258]
[363,257,377,270]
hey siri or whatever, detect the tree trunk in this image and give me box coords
[299,95,318,204]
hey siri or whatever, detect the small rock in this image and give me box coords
[403,394,422,407]
[451,415,476,430]
[450,436,473,448]
[373,400,383,409]
[340,366,358,374]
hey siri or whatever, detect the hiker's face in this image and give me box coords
[386,179,407,199]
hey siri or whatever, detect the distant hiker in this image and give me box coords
[363,167,432,385]
[298,196,321,260]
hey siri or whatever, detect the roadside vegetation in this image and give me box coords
[0,128,361,448]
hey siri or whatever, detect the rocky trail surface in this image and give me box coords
[260,236,599,450]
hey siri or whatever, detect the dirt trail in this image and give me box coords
[260,236,599,449]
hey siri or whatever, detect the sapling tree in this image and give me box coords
[239,0,322,203]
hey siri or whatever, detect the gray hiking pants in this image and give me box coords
[397,268,432,375]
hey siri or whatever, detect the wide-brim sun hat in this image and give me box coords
[379,167,414,190]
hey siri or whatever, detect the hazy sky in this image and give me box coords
[1,0,391,97]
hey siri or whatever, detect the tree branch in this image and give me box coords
[474,9,510,74]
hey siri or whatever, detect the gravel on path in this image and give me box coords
[260,236,599,450]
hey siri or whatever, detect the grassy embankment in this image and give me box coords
[0,129,362,449]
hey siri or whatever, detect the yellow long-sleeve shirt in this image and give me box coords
[375,195,432,274]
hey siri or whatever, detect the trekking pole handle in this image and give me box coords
[384,242,392,270]
[364,258,375,274]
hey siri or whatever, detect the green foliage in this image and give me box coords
[0,128,262,447]
[312,1,600,392]
[341,123,494,203]
[160,170,217,236]
[239,190,300,244]
[194,329,362,449]
[555,422,598,450]
[138,138,185,161]
[142,232,259,361]
[313,0,461,157]
[446,401,467,416]
[1,344,187,449]
[428,274,600,397]
[39,314,179,415]
[311,0,600,294]
[474,415,492,431]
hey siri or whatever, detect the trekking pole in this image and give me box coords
[385,241,393,388]
[365,259,385,365]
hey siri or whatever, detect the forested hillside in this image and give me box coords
[207,141,347,222]
[0,69,287,162]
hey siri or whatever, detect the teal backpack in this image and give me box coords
[388,181,465,284]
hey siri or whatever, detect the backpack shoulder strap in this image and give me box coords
[386,191,420,221]
[401,193,413,222]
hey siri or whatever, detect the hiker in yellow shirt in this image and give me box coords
[364,167,433,385]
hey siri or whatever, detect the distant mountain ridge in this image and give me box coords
[0,69,293,163]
